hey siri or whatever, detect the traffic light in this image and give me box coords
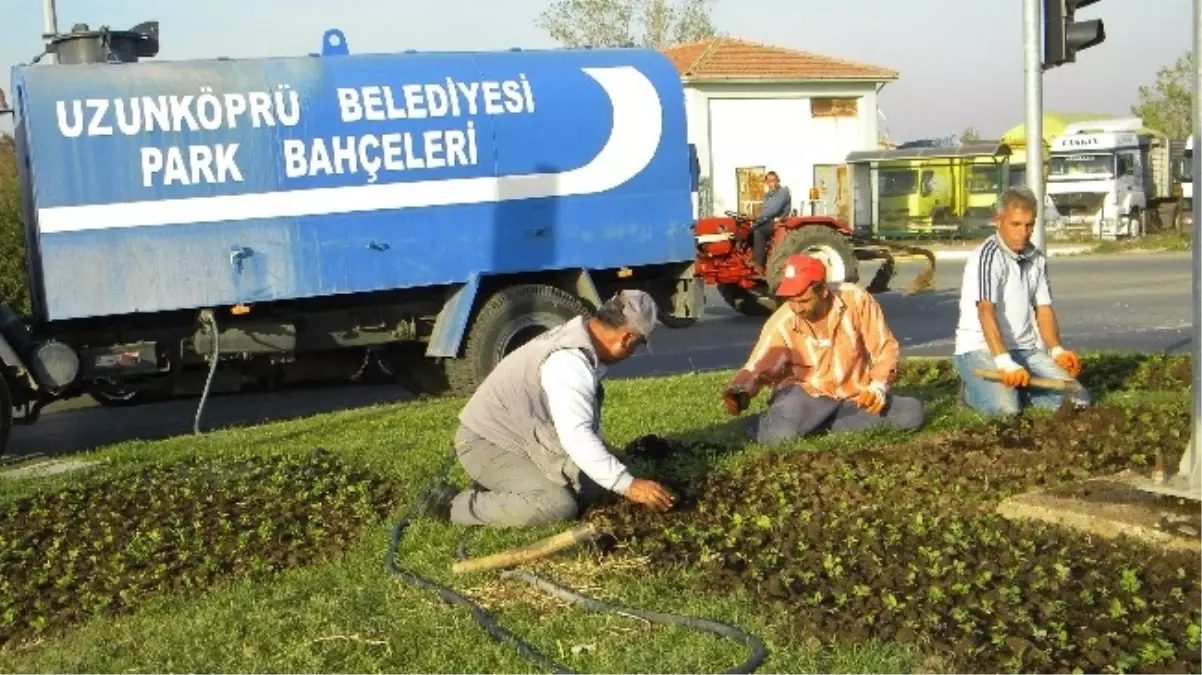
[1043,0,1106,69]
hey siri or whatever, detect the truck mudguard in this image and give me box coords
[11,39,695,322]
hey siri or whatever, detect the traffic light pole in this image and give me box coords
[1023,0,1046,252]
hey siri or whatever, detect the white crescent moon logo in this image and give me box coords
[35,65,665,234]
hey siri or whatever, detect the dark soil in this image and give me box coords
[593,402,1201,674]
[0,448,402,648]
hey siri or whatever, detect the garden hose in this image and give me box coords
[454,543,769,674]
[193,309,220,436]
[385,450,570,673]
[384,449,768,674]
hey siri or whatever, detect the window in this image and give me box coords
[811,98,858,118]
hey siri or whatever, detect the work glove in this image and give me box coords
[854,382,887,415]
[993,353,1031,389]
[722,383,751,416]
[1050,346,1082,379]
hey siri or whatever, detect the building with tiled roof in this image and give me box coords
[664,37,898,83]
[660,37,897,223]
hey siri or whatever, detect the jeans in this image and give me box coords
[752,384,925,446]
[953,348,1091,416]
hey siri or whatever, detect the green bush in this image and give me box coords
[0,133,31,318]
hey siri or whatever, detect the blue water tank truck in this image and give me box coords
[0,21,704,453]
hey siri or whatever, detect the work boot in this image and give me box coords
[419,480,460,521]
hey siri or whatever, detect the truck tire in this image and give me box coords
[0,375,12,457]
[445,284,590,395]
[717,284,776,317]
[88,378,145,407]
[767,225,860,293]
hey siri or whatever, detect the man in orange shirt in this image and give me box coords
[722,254,925,445]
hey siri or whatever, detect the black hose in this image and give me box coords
[384,450,573,674]
[459,544,769,674]
[386,451,768,674]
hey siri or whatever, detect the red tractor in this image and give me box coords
[693,203,937,317]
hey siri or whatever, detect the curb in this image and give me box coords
[931,245,1095,261]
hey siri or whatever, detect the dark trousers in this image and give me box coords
[751,221,774,268]
[752,385,925,445]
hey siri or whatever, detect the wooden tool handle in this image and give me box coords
[451,523,600,575]
[974,368,1073,391]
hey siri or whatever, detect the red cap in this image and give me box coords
[774,254,827,297]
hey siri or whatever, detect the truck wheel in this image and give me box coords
[767,225,860,293]
[88,378,144,407]
[0,375,12,457]
[445,284,590,395]
[717,284,776,317]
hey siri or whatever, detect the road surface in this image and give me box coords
[4,253,1193,462]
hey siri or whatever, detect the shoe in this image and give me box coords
[419,480,460,521]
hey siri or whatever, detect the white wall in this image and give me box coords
[686,80,884,217]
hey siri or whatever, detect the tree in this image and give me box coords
[959,126,982,143]
[1131,51,1194,139]
[0,132,31,317]
[536,0,718,49]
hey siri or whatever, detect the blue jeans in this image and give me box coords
[953,348,1091,416]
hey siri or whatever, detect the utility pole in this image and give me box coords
[1187,0,1202,495]
[42,0,59,64]
[1023,0,1045,252]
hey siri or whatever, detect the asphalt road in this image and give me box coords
[3,252,1193,463]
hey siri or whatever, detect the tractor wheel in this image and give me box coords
[717,283,777,317]
[445,284,590,395]
[767,225,860,293]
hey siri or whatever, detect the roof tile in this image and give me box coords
[662,37,897,82]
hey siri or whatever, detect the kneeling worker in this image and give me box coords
[427,290,677,528]
[951,186,1089,415]
[722,254,925,444]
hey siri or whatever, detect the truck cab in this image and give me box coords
[1045,117,1167,239]
[1174,135,1193,231]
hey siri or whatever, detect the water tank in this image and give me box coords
[48,21,159,65]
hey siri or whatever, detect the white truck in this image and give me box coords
[1044,117,1173,239]
[1172,135,1193,232]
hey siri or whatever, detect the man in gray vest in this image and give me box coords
[426,289,678,527]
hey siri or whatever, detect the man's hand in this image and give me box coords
[1050,346,1082,379]
[994,353,1031,389]
[854,383,887,415]
[624,478,677,512]
[722,383,750,416]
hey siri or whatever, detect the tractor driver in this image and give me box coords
[751,171,793,274]
[721,254,925,444]
[422,290,677,528]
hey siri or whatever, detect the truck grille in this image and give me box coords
[1050,192,1105,218]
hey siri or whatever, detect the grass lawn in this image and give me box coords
[0,353,1197,674]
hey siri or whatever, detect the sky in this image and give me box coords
[0,0,1194,140]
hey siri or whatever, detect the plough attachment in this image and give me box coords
[852,234,937,296]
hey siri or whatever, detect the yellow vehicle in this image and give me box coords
[845,142,1012,240]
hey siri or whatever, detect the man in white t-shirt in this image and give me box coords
[952,186,1091,415]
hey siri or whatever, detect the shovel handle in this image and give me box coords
[974,368,1075,391]
[451,523,600,575]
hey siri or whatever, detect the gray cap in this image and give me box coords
[614,289,658,340]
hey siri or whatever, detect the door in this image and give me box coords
[813,164,851,221]
[737,166,767,218]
